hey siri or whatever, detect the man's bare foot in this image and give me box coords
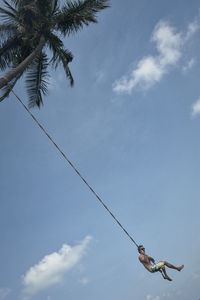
[164,275,172,281]
[177,265,184,271]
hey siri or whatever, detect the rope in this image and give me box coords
[11,89,139,248]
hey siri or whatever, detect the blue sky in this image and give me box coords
[0,0,200,300]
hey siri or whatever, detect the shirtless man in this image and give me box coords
[138,245,184,281]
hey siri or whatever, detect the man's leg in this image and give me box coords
[160,267,172,281]
[164,261,184,271]
[158,269,167,280]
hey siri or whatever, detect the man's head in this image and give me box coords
[138,245,145,253]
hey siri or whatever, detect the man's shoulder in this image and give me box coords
[138,254,143,261]
[139,253,148,261]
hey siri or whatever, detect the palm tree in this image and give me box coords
[0,0,109,107]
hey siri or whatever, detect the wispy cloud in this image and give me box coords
[184,19,200,41]
[0,288,11,300]
[146,291,178,300]
[191,98,200,118]
[146,295,160,300]
[22,236,92,298]
[79,277,89,286]
[113,19,199,94]
[95,70,105,83]
[182,58,196,72]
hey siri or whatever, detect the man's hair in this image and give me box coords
[138,245,144,253]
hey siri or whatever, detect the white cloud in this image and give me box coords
[113,56,163,93]
[192,98,200,118]
[185,20,200,41]
[0,288,11,300]
[182,58,195,72]
[146,295,160,300]
[153,21,182,66]
[113,19,199,94]
[22,236,92,298]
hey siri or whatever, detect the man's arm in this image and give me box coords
[148,256,155,263]
[139,256,143,263]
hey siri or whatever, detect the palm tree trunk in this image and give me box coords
[0,36,46,90]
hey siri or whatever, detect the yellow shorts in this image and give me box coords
[150,262,164,273]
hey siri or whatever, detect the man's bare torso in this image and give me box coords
[139,253,152,272]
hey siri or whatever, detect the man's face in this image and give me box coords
[140,246,145,253]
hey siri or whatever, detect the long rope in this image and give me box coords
[11,89,139,248]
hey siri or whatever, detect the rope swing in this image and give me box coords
[11,89,139,249]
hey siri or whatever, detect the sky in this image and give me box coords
[0,0,200,300]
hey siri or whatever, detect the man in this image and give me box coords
[138,245,184,281]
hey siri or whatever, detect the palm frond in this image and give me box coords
[10,0,34,9]
[55,0,110,36]
[55,48,74,86]
[17,2,38,29]
[10,0,20,6]
[0,2,18,24]
[62,60,74,86]
[3,0,17,14]
[35,0,53,17]
[26,52,49,108]
[47,32,64,66]
[46,33,74,85]
[0,36,21,71]
[51,0,59,15]
[10,0,22,6]
[0,24,18,42]
[12,44,33,66]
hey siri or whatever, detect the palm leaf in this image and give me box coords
[0,24,18,42]
[47,32,64,67]
[11,0,34,9]
[26,52,49,108]
[12,44,34,66]
[0,3,18,23]
[55,0,110,35]
[47,33,74,85]
[2,0,17,15]
[17,2,38,29]
[35,0,52,16]
[56,48,74,86]
[48,37,74,85]
[51,0,59,15]
[0,36,21,71]
[62,60,74,86]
